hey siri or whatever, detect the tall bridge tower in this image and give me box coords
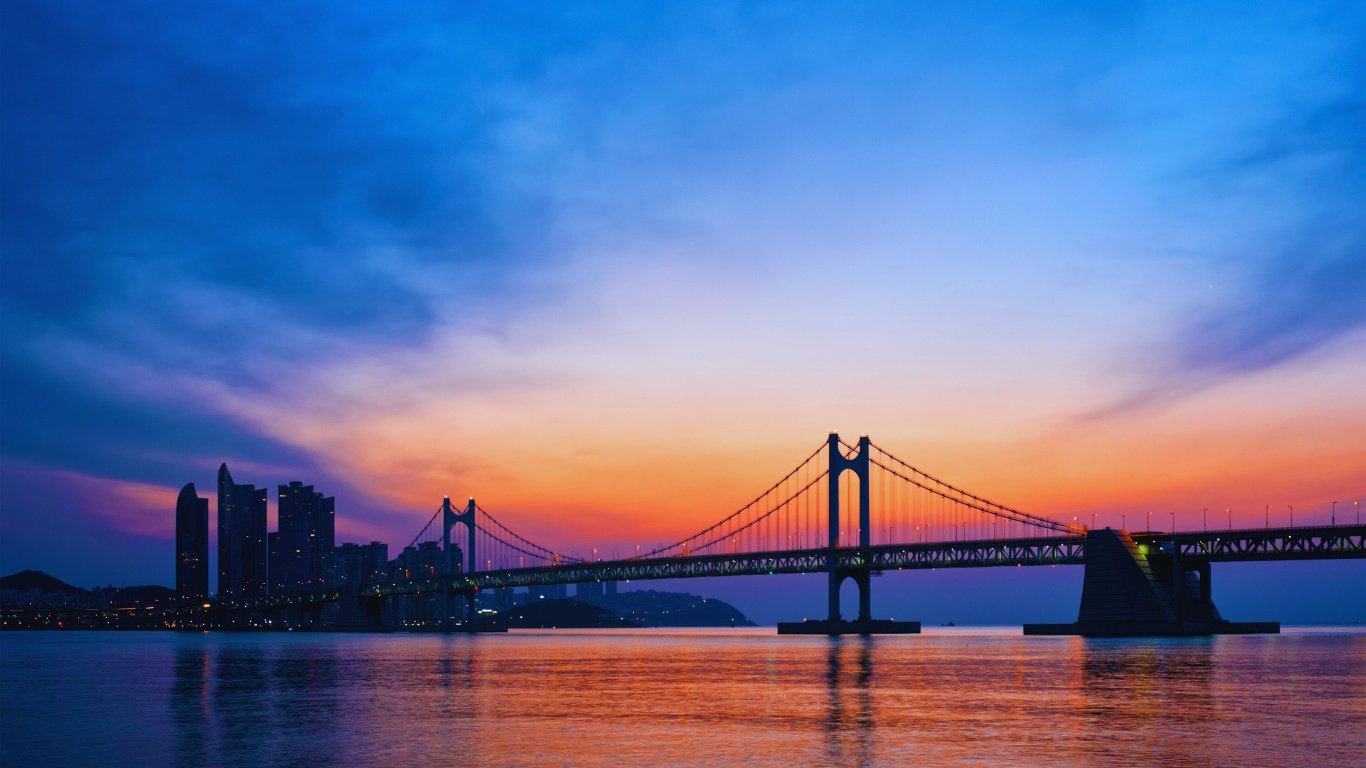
[826,433,870,622]
[780,433,921,634]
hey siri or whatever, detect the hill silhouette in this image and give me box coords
[0,570,174,610]
[501,599,642,629]
[0,570,87,595]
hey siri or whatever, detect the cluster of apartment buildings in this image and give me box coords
[174,463,448,610]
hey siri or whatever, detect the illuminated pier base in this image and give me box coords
[1024,528,1280,637]
[1023,619,1278,637]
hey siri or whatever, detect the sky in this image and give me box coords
[2,1,1363,621]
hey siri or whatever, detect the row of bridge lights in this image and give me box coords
[1079,500,1360,533]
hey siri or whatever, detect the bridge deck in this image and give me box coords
[218,524,1364,609]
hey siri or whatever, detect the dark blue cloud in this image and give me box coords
[0,352,310,484]
[1,0,549,368]
[1,0,558,582]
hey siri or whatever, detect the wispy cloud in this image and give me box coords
[1178,96,1365,375]
[1081,37,1364,418]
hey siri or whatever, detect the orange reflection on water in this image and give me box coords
[4,629,1363,767]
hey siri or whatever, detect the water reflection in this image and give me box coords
[68,629,1350,767]
[1077,639,1220,767]
[266,641,343,765]
[824,637,874,768]
[170,641,210,767]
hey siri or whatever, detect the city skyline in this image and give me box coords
[143,442,1361,628]
[2,1,1363,620]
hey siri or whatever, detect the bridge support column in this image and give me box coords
[1024,528,1279,637]
[854,570,871,622]
[780,433,919,636]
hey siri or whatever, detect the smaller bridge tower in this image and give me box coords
[442,496,478,624]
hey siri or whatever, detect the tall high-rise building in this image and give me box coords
[218,463,267,601]
[315,495,335,586]
[275,481,337,593]
[175,482,209,606]
[268,532,285,596]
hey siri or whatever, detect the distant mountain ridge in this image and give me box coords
[584,589,756,627]
[0,570,86,594]
[0,570,174,610]
[502,599,642,629]
[0,571,755,628]
[514,589,756,628]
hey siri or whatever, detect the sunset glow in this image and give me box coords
[2,1,1362,597]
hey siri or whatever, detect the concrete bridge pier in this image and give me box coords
[1024,528,1279,637]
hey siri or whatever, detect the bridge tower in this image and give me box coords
[442,496,476,575]
[442,496,478,626]
[827,432,871,622]
[779,432,920,634]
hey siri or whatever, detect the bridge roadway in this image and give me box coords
[231,523,1365,611]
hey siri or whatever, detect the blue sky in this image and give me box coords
[1,1,1362,620]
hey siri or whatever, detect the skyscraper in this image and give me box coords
[276,481,337,593]
[175,482,209,606]
[218,463,267,601]
[314,494,335,587]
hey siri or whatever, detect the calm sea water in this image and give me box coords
[2,627,1363,767]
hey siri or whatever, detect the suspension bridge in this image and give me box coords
[227,433,1366,636]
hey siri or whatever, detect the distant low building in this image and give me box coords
[335,541,389,586]
[575,581,606,601]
